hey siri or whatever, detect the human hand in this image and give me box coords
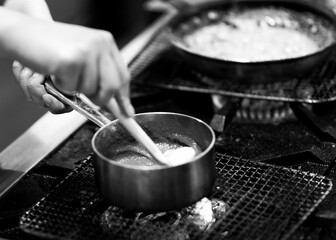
[6,0,70,114]
[12,61,72,113]
[1,7,135,116]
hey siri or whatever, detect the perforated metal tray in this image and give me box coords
[19,153,332,240]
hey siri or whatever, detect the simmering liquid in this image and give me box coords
[184,19,319,62]
[182,7,323,62]
[112,134,202,166]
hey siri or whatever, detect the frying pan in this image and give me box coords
[43,78,216,212]
[165,0,336,82]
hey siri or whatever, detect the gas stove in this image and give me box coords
[0,93,334,240]
[1,8,336,240]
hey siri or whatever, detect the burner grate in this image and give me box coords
[19,153,332,240]
[131,32,336,104]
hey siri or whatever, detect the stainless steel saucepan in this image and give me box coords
[44,78,216,212]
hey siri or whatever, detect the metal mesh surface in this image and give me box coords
[19,153,332,240]
[131,32,336,104]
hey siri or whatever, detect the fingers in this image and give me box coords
[115,85,135,117]
[11,29,134,117]
[12,61,71,114]
[109,34,130,82]
[79,52,99,97]
[42,94,72,114]
[105,34,134,117]
[95,49,123,105]
[13,60,33,101]
[92,49,134,117]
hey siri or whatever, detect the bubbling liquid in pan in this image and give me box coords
[112,134,202,167]
[184,19,319,62]
[181,6,327,62]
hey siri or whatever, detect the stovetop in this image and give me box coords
[0,90,335,240]
[2,17,336,240]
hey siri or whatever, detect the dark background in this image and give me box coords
[0,0,152,152]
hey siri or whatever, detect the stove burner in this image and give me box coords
[239,99,293,123]
[101,197,229,233]
[101,198,229,240]
[135,211,182,227]
[212,95,295,125]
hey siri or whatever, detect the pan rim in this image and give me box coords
[91,111,216,170]
[166,0,336,65]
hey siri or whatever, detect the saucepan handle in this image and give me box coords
[43,76,112,127]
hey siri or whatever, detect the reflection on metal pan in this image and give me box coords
[93,112,216,212]
[166,0,336,82]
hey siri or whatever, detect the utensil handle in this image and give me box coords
[290,102,336,143]
[44,76,112,127]
[44,76,169,166]
[106,98,170,166]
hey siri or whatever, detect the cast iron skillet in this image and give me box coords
[165,0,336,82]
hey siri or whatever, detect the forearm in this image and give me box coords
[0,7,30,60]
[0,0,53,61]
[0,6,61,73]
[3,0,52,20]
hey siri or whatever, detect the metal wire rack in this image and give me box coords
[19,152,332,240]
[130,32,336,104]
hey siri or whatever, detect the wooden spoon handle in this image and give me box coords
[106,98,170,166]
